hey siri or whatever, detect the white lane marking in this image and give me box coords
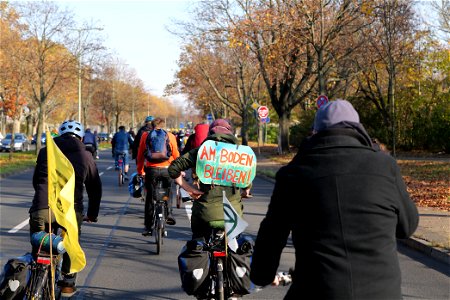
[9,169,108,233]
[8,218,29,233]
[106,166,113,170]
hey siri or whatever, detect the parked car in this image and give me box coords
[31,133,46,145]
[1,133,31,152]
[97,132,110,142]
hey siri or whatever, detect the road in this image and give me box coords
[0,150,449,299]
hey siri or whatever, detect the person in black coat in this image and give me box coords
[29,120,102,297]
[250,99,419,300]
[131,116,154,160]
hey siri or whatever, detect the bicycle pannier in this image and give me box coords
[178,239,210,296]
[227,235,253,295]
[0,253,33,300]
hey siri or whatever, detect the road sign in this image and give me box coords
[260,117,270,123]
[206,113,213,122]
[316,95,329,108]
[257,106,269,119]
[251,102,260,110]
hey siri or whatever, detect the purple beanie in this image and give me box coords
[209,119,233,135]
[313,99,360,132]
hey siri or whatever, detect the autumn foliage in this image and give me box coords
[253,143,450,212]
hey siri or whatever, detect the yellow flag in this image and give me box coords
[46,131,86,273]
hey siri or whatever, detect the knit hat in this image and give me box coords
[313,99,360,132]
[209,119,233,135]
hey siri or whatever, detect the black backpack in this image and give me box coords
[0,253,33,300]
[144,129,172,162]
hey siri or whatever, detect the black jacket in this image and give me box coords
[30,134,102,218]
[132,124,151,160]
[250,127,419,300]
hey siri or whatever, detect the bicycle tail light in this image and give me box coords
[37,256,51,265]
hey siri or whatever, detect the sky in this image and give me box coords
[57,0,194,102]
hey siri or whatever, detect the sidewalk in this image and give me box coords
[255,154,450,265]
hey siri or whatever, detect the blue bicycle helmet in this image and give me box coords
[145,116,154,123]
[128,172,144,198]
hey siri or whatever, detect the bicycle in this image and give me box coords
[152,177,170,255]
[26,231,65,300]
[116,153,125,186]
[203,229,228,300]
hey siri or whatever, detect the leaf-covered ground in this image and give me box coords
[398,160,449,211]
[250,143,449,212]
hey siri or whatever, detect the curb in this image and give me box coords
[256,174,450,266]
[399,237,450,266]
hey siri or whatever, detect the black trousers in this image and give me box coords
[143,167,173,229]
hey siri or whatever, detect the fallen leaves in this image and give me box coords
[251,143,450,212]
[398,160,449,211]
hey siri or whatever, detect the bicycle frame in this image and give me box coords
[152,178,169,255]
[203,230,229,300]
[27,233,64,300]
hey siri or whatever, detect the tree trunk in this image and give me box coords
[240,107,250,146]
[278,112,291,154]
[35,102,45,154]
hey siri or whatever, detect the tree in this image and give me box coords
[172,34,262,145]
[0,2,31,158]
[353,0,417,155]
[13,1,78,151]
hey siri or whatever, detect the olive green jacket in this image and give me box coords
[168,133,244,223]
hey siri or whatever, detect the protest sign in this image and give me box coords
[196,140,257,188]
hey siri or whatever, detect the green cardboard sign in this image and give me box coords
[196,140,257,188]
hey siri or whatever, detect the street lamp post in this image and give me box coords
[78,56,82,122]
[70,26,103,123]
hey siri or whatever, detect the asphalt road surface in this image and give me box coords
[0,150,448,299]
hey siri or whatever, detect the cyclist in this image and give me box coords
[132,116,154,161]
[128,127,136,139]
[168,119,252,240]
[29,120,102,297]
[137,117,180,236]
[82,128,98,159]
[249,100,419,299]
[111,125,134,181]
[181,122,209,155]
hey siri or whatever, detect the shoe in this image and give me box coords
[60,285,77,297]
[96,156,100,159]
[115,166,120,170]
[166,215,176,225]
[124,176,129,181]
[142,228,152,236]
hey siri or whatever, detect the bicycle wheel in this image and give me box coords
[28,265,49,300]
[117,156,124,186]
[215,257,225,300]
[155,218,162,254]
